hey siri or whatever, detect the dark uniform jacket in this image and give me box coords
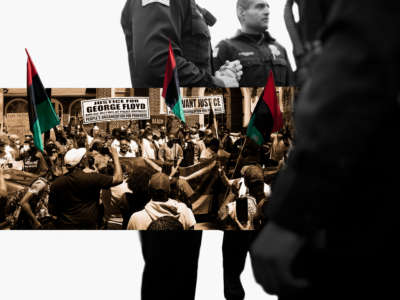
[265,0,400,297]
[121,0,216,87]
[214,31,294,87]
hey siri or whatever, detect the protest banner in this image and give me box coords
[161,95,225,116]
[5,113,31,138]
[81,97,150,124]
[150,114,167,127]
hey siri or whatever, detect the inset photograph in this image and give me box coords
[121,0,294,87]
[0,86,295,230]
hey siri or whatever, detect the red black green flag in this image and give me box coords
[26,49,60,152]
[247,71,283,145]
[162,42,185,123]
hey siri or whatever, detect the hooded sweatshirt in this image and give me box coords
[127,199,196,230]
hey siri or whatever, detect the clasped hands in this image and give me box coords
[215,60,243,87]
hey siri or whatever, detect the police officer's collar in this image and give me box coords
[196,5,217,27]
[234,30,276,44]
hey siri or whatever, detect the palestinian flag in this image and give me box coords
[162,42,185,123]
[26,49,60,152]
[247,71,283,145]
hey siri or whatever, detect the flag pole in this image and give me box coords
[219,135,248,213]
[208,99,218,140]
[230,136,247,179]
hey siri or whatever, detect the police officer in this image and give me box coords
[121,0,242,87]
[214,0,294,86]
[250,1,400,299]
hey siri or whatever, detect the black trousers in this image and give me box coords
[222,231,258,300]
[140,231,202,300]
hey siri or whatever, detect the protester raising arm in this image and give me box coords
[169,143,184,177]
[179,160,216,181]
[109,146,123,186]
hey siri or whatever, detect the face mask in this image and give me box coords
[167,141,174,148]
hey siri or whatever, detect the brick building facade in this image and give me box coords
[0,87,294,139]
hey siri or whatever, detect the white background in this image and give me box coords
[0,0,295,88]
[0,1,290,299]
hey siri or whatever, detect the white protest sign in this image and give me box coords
[162,95,225,116]
[81,97,150,124]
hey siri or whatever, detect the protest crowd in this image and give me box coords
[0,117,292,231]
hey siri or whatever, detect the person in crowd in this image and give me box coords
[181,130,201,167]
[100,161,132,229]
[0,168,9,229]
[200,137,220,161]
[0,134,14,169]
[220,165,270,300]
[147,215,184,230]
[151,130,162,154]
[66,126,80,149]
[54,126,73,155]
[221,128,235,155]
[193,127,207,156]
[82,154,98,174]
[131,165,202,299]
[203,128,214,145]
[44,141,65,178]
[87,125,101,147]
[18,173,55,229]
[17,136,48,176]
[75,131,88,149]
[157,126,168,148]
[158,134,183,177]
[127,172,195,230]
[121,160,157,229]
[89,139,111,173]
[48,146,123,229]
[0,168,6,198]
[111,127,122,152]
[269,131,290,165]
[214,0,294,87]
[6,134,21,160]
[141,128,157,159]
[118,138,136,158]
[127,132,140,157]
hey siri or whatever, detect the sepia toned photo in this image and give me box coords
[1,86,295,231]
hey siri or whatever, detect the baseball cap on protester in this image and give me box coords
[148,172,170,193]
[204,129,213,137]
[243,165,264,183]
[64,148,87,168]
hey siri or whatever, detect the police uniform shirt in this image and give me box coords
[214,30,294,87]
[121,0,216,87]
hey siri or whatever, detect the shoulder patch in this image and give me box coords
[269,45,281,59]
[142,0,170,7]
